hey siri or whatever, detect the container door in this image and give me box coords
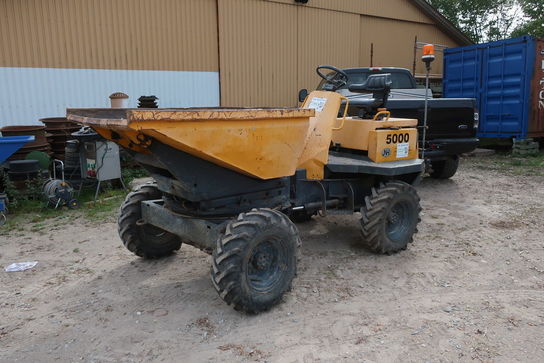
[443,46,481,100]
[480,37,534,139]
[529,40,544,137]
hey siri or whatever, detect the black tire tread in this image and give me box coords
[211,208,300,314]
[360,181,421,254]
[430,157,459,179]
[117,183,181,259]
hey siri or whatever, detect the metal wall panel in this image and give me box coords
[0,67,220,126]
[442,48,481,98]
[218,0,298,107]
[219,0,461,107]
[1,0,469,110]
[360,16,460,76]
[0,0,218,71]
[264,0,434,24]
[297,7,360,92]
[443,36,541,139]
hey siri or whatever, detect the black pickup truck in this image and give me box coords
[305,67,479,179]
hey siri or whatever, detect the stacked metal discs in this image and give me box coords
[137,95,159,108]
[40,117,81,161]
[62,140,82,182]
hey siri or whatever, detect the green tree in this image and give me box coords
[427,0,521,42]
[511,0,544,38]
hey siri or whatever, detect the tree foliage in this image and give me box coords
[511,0,544,38]
[427,0,542,42]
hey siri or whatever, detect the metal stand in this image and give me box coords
[421,66,430,159]
[420,44,435,160]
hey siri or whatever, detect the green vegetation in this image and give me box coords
[511,0,544,38]
[0,166,150,234]
[469,151,544,176]
[427,0,544,42]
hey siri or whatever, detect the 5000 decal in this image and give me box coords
[386,133,410,144]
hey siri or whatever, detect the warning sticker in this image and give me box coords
[307,97,327,112]
[396,143,409,158]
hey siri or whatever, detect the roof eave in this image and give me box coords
[410,0,474,45]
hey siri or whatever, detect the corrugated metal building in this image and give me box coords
[0,0,471,126]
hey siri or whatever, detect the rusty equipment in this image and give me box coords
[40,117,80,161]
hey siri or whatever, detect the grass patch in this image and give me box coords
[0,188,127,236]
[0,166,150,235]
[468,151,544,176]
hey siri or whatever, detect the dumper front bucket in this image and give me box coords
[68,108,314,180]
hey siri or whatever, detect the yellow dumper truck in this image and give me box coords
[68,66,423,313]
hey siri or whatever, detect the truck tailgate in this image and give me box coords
[346,98,477,140]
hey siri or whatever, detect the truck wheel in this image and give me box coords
[360,181,421,254]
[430,157,459,179]
[211,208,300,313]
[118,184,182,258]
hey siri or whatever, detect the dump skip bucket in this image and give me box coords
[68,107,315,179]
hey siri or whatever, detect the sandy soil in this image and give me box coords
[1,155,544,362]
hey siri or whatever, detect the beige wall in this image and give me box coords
[360,16,460,76]
[0,0,464,107]
[264,0,435,24]
[219,0,462,106]
[296,6,360,95]
[0,0,219,71]
[218,0,298,107]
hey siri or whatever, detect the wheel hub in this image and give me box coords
[386,201,412,243]
[388,209,400,225]
[253,252,272,270]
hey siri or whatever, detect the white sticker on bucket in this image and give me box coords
[307,97,327,112]
[396,143,409,158]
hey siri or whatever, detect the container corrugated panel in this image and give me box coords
[444,36,540,138]
[529,39,544,137]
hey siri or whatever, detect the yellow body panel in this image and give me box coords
[69,90,343,180]
[331,117,418,151]
[297,91,345,179]
[69,108,314,180]
[69,90,417,181]
[368,128,418,162]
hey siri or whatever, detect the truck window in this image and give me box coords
[318,70,414,90]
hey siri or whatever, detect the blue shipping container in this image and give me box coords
[443,36,543,139]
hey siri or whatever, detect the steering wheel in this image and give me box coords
[316,65,349,91]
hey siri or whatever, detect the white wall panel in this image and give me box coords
[0,67,220,126]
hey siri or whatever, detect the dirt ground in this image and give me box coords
[1,155,544,362]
